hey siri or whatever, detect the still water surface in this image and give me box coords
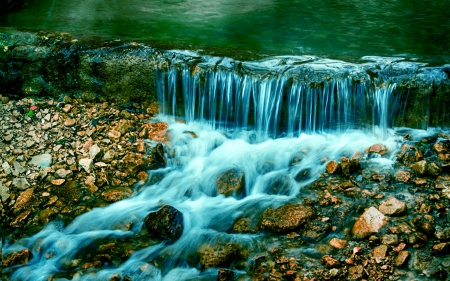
[1,0,450,63]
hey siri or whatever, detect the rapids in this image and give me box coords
[3,114,435,281]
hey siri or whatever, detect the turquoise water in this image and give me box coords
[1,0,450,63]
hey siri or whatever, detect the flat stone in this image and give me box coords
[261,204,316,234]
[329,238,347,249]
[51,179,66,186]
[373,245,388,260]
[378,197,406,216]
[64,118,76,127]
[29,153,52,168]
[1,182,11,202]
[4,134,14,142]
[381,234,399,245]
[14,188,35,210]
[394,251,410,267]
[79,158,94,172]
[2,161,12,174]
[352,207,388,239]
[101,187,133,202]
[54,169,73,179]
[107,129,121,140]
[26,139,35,148]
[13,161,25,176]
[12,178,31,190]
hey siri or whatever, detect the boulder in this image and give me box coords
[352,207,388,239]
[216,168,245,197]
[261,204,315,233]
[378,197,406,216]
[144,205,184,241]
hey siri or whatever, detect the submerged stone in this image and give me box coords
[2,249,33,268]
[198,242,238,269]
[144,205,184,241]
[261,204,315,233]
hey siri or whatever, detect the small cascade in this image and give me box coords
[155,54,400,140]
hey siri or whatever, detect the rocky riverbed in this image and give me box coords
[1,94,450,281]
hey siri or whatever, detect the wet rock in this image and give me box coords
[433,141,449,154]
[394,251,410,267]
[381,234,399,245]
[329,238,347,249]
[266,174,291,195]
[301,220,331,241]
[373,245,388,260]
[145,122,169,142]
[347,265,364,280]
[326,160,339,174]
[294,168,311,181]
[412,160,427,175]
[232,216,260,233]
[395,170,412,183]
[101,187,133,202]
[426,162,441,176]
[12,177,30,190]
[2,249,32,268]
[321,255,341,268]
[352,207,388,239]
[432,243,450,255]
[434,226,450,240]
[29,153,52,168]
[261,204,315,234]
[216,168,245,197]
[144,205,184,241]
[13,188,35,211]
[79,158,94,172]
[340,157,351,176]
[218,269,234,281]
[198,242,238,269]
[378,197,406,216]
[54,168,73,179]
[366,143,388,155]
[122,152,145,175]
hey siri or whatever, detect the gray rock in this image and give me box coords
[29,154,52,168]
[2,161,12,175]
[54,169,73,179]
[13,161,25,176]
[89,144,102,160]
[12,178,31,190]
[26,140,35,148]
[1,182,10,202]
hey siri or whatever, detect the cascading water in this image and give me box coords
[3,52,449,281]
[156,54,400,141]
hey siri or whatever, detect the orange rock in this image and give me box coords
[366,143,389,155]
[51,179,66,186]
[352,207,388,239]
[378,197,406,216]
[326,160,339,174]
[142,122,169,142]
[329,238,347,249]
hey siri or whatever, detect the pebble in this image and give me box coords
[79,158,93,172]
[64,118,76,127]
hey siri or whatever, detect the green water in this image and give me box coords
[1,0,450,63]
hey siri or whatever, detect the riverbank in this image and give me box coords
[1,95,450,281]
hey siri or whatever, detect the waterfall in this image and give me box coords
[156,54,399,140]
